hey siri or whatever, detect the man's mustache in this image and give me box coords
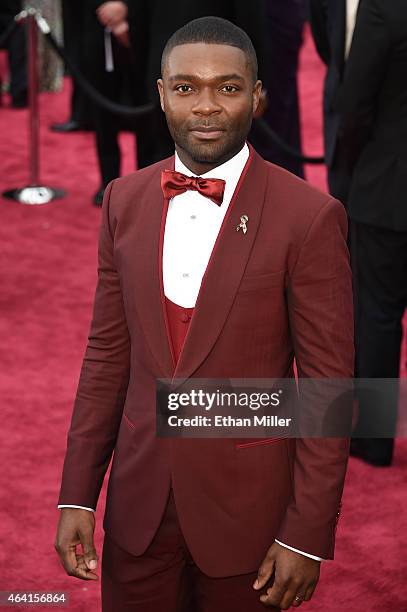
[187,122,227,130]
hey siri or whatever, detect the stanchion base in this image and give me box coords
[3,185,66,205]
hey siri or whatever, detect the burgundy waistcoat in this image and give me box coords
[164,296,194,363]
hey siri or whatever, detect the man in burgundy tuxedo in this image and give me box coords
[55,17,354,611]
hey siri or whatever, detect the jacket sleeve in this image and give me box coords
[308,0,331,65]
[58,180,131,511]
[337,0,390,170]
[276,198,354,559]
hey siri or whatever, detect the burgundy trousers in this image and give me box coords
[101,489,279,611]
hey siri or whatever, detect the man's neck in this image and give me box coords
[175,142,246,176]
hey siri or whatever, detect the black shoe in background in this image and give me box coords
[93,188,104,207]
[50,120,93,133]
[11,92,28,108]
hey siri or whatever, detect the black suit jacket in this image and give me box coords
[127,0,269,101]
[338,0,407,231]
[309,0,346,168]
[0,1,22,17]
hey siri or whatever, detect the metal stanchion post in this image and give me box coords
[3,8,65,205]
[29,8,39,186]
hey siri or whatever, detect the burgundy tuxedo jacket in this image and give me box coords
[58,147,354,577]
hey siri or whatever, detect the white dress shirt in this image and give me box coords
[58,143,323,562]
[345,0,360,59]
[163,143,249,307]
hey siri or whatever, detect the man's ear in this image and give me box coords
[252,80,263,115]
[157,79,165,112]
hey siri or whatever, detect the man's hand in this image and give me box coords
[96,2,128,28]
[55,509,99,580]
[111,21,130,47]
[253,542,320,609]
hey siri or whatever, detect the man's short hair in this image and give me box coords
[161,16,258,82]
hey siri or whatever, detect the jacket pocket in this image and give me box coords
[122,412,135,430]
[235,437,287,449]
[237,270,285,293]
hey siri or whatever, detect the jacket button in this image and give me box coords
[181,313,190,323]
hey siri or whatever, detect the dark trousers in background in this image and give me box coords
[90,56,169,185]
[102,489,279,612]
[352,221,407,460]
[61,0,93,127]
[249,0,306,178]
[88,38,137,187]
[327,144,352,206]
[0,9,27,105]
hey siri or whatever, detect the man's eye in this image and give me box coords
[221,85,238,93]
[176,85,193,93]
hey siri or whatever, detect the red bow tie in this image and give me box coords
[161,170,226,206]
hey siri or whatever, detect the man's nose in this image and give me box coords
[192,89,221,115]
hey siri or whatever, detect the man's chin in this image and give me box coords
[186,141,235,166]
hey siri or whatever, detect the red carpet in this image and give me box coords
[1,28,406,611]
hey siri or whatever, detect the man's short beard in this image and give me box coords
[168,118,252,170]
[185,141,234,165]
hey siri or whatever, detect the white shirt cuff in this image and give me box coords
[275,540,323,561]
[57,504,95,512]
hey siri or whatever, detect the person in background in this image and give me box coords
[0,0,27,108]
[338,0,407,466]
[78,1,140,206]
[309,0,359,202]
[250,0,307,178]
